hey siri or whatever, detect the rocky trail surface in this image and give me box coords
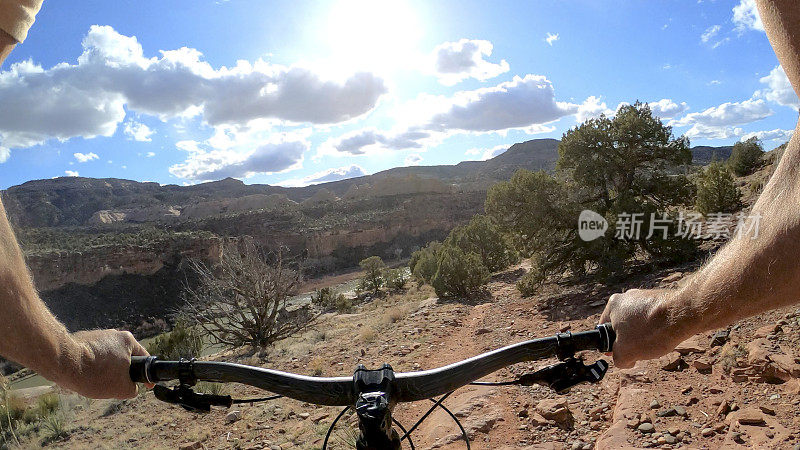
[25,263,800,449]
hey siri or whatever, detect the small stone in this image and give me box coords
[759,405,776,416]
[736,408,766,426]
[650,399,661,409]
[637,422,655,434]
[297,412,310,419]
[474,328,491,335]
[693,358,713,373]
[657,408,677,418]
[664,434,677,444]
[769,394,780,400]
[674,406,687,417]
[710,330,730,347]
[667,425,681,436]
[701,428,714,437]
[660,352,685,371]
[226,410,242,424]
[656,436,667,445]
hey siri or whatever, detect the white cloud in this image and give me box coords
[670,98,772,128]
[74,152,99,163]
[466,144,508,161]
[576,96,613,122]
[684,124,744,140]
[169,137,308,181]
[701,25,720,43]
[64,170,79,177]
[708,80,722,86]
[405,154,422,166]
[124,120,154,142]
[320,74,570,157]
[732,0,764,33]
[758,65,800,108]
[319,128,432,157]
[545,33,559,46]
[741,128,794,142]
[146,151,156,157]
[647,99,689,119]
[431,39,510,86]
[426,75,576,133]
[0,25,387,161]
[279,164,366,187]
[0,147,9,163]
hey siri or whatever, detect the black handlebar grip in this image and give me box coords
[130,356,158,383]
[596,323,615,353]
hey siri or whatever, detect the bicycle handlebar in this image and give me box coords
[131,324,614,406]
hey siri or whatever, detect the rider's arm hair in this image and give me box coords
[661,0,800,337]
[0,198,84,386]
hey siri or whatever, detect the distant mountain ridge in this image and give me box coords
[1,138,733,228]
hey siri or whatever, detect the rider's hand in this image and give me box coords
[599,288,688,369]
[59,329,151,399]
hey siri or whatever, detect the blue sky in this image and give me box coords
[0,0,797,189]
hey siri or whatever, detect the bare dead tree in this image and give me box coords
[181,238,312,349]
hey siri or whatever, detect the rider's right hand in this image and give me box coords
[57,329,152,399]
[599,288,689,369]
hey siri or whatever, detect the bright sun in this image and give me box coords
[324,0,423,74]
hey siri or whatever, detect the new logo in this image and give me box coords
[578,210,608,241]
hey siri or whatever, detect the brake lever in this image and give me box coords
[518,358,609,393]
[153,384,233,412]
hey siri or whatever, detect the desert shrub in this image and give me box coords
[488,102,696,291]
[147,321,203,360]
[36,393,60,419]
[182,239,312,349]
[382,307,405,325]
[311,287,352,313]
[695,161,742,216]
[431,245,489,298]
[359,256,386,296]
[445,214,517,272]
[196,382,227,396]
[384,268,409,291]
[40,412,68,443]
[728,137,764,176]
[410,242,441,284]
[516,257,549,296]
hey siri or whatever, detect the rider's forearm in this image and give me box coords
[660,126,800,337]
[0,198,85,385]
[654,0,800,338]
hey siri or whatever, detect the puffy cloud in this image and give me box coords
[758,66,800,108]
[405,154,422,166]
[169,139,307,181]
[427,75,576,133]
[741,128,794,142]
[648,99,689,119]
[732,0,764,33]
[684,124,743,140]
[670,99,772,128]
[278,164,366,187]
[466,144,508,160]
[545,33,559,46]
[0,25,387,160]
[320,75,569,157]
[124,120,155,142]
[319,128,432,156]
[432,39,510,86]
[74,152,99,163]
[65,170,79,177]
[304,165,366,184]
[576,96,613,122]
[0,147,10,163]
[146,152,156,157]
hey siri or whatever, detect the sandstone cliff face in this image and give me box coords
[26,235,221,291]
